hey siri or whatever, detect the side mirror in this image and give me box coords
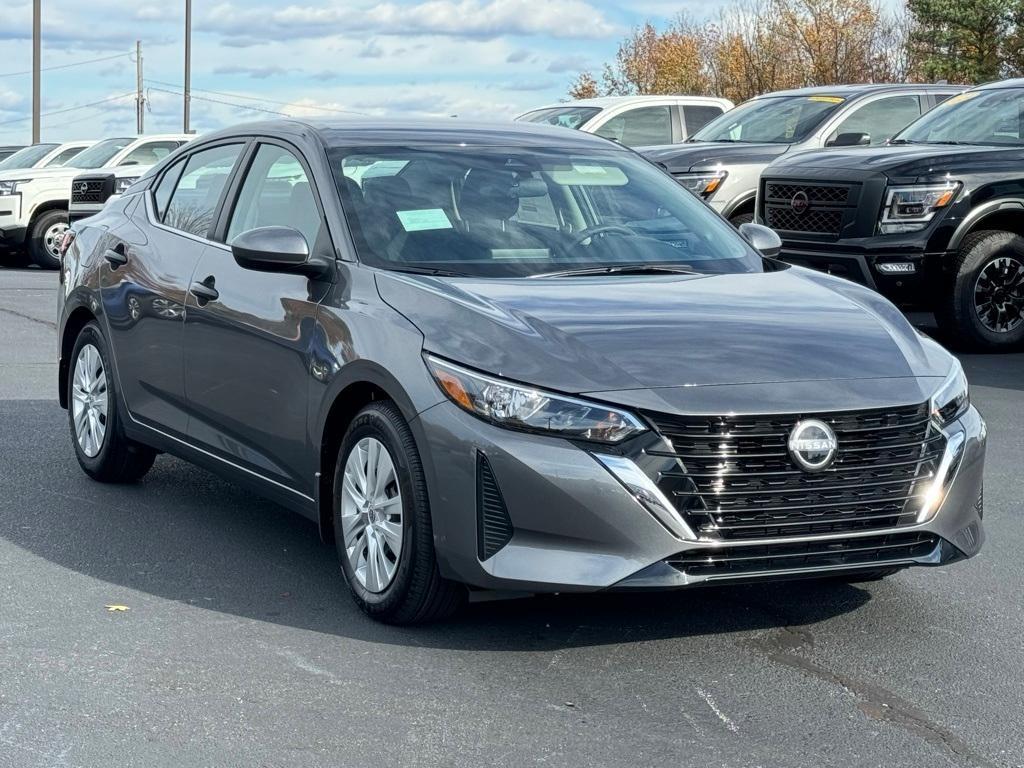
[829,131,871,147]
[230,226,332,278]
[738,222,782,258]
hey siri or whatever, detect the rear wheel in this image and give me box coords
[68,322,156,482]
[937,230,1024,351]
[333,401,464,624]
[28,209,68,269]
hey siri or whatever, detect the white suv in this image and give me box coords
[0,134,190,267]
[515,96,734,147]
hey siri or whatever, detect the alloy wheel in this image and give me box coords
[974,255,1024,334]
[71,344,108,458]
[340,437,404,593]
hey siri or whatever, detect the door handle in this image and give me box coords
[189,277,219,304]
[104,244,128,268]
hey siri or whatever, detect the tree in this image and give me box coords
[568,71,600,100]
[907,0,1009,82]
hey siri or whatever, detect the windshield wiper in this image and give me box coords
[531,263,699,278]
[389,265,466,277]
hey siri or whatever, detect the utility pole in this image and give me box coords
[32,0,41,143]
[183,0,191,133]
[135,40,144,134]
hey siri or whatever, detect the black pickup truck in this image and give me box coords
[758,79,1024,350]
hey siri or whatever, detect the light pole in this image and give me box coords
[183,0,191,133]
[32,0,40,143]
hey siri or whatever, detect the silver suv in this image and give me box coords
[642,84,964,227]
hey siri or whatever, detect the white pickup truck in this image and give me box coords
[0,134,190,267]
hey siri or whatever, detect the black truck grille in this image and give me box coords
[70,177,112,205]
[646,403,945,540]
[668,532,938,577]
[762,181,857,239]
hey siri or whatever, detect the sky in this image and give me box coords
[0,0,719,144]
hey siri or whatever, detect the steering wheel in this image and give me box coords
[567,225,636,251]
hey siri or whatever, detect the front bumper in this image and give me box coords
[0,194,26,245]
[68,202,107,224]
[417,399,986,593]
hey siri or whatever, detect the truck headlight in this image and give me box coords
[930,359,969,427]
[878,181,960,234]
[0,179,29,196]
[114,177,140,195]
[426,355,647,443]
[674,170,727,200]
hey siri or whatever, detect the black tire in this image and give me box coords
[936,230,1024,351]
[834,567,900,583]
[68,322,156,483]
[333,400,464,624]
[729,211,754,228]
[28,209,68,269]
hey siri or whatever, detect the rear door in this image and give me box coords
[182,139,330,497]
[101,141,245,436]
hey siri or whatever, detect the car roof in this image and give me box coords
[752,83,964,100]
[524,95,732,110]
[972,78,1024,91]
[192,117,632,151]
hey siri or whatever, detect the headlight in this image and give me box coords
[930,359,969,426]
[114,177,140,195]
[0,179,30,196]
[675,169,727,200]
[878,181,960,234]
[426,355,647,443]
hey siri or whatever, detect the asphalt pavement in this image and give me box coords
[1,266,1022,768]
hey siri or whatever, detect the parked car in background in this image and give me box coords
[0,134,190,268]
[58,117,984,624]
[0,146,24,163]
[0,141,93,172]
[69,141,193,224]
[758,79,1024,351]
[642,84,964,227]
[516,95,734,147]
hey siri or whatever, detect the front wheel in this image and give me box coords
[28,209,69,269]
[937,230,1024,351]
[729,211,754,228]
[333,401,464,624]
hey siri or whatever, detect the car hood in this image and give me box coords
[641,142,789,172]
[375,267,953,394]
[769,144,1024,181]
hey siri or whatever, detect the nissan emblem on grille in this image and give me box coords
[77,182,89,194]
[791,190,810,215]
[788,419,837,471]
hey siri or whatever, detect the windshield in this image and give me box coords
[66,137,133,169]
[516,106,602,130]
[0,143,57,171]
[894,88,1024,146]
[327,145,764,278]
[691,95,846,144]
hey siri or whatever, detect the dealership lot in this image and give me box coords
[1,267,1022,767]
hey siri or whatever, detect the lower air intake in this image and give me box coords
[477,453,513,560]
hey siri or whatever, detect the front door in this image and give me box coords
[183,141,330,497]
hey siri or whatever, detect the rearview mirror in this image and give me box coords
[230,226,332,278]
[829,131,871,147]
[738,222,782,258]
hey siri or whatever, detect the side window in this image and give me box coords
[226,144,322,247]
[120,141,182,167]
[683,105,724,136]
[932,92,955,107]
[163,144,243,237]
[44,147,85,167]
[594,106,673,147]
[153,157,186,220]
[828,95,922,146]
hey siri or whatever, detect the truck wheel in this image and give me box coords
[28,209,69,269]
[729,211,754,228]
[937,230,1024,351]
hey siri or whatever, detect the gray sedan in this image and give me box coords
[56,118,986,623]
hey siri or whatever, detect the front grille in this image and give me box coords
[761,180,857,239]
[70,178,111,205]
[668,532,938,577]
[646,403,945,540]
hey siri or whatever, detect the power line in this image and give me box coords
[145,78,367,116]
[146,85,291,117]
[0,51,132,79]
[0,92,136,126]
